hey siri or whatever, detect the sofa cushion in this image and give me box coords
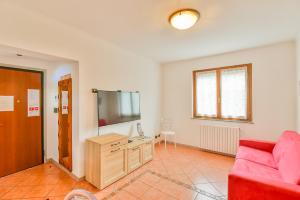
[277,139,300,185]
[236,146,277,168]
[232,159,282,182]
[273,131,299,164]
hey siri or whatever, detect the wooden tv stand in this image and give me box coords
[85,133,154,189]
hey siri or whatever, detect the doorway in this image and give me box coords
[0,67,43,177]
[58,77,72,171]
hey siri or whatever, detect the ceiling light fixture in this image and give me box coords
[169,9,200,30]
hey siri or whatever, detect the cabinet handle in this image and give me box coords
[132,147,139,151]
[111,148,120,153]
[111,142,120,147]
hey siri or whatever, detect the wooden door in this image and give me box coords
[0,67,43,177]
[58,78,72,171]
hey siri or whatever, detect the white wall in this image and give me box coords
[162,41,297,147]
[297,35,300,132]
[0,2,161,177]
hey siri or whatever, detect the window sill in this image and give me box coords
[191,117,254,124]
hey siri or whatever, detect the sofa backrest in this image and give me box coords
[273,131,298,163]
[273,130,300,184]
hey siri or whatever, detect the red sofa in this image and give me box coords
[228,131,300,200]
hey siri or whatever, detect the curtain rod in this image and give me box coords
[92,89,123,93]
[92,89,139,93]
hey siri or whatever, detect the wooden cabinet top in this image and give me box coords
[127,137,153,148]
[87,133,128,145]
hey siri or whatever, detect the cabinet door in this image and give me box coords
[128,146,142,173]
[143,141,153,163]
[101,146,127,188]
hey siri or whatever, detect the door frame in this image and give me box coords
[58,77,72,171]
[0,66,44,162]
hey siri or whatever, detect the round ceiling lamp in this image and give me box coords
[169,9,200,30]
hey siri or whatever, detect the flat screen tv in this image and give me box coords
[97,90,141,127]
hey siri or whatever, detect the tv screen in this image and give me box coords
[97,90,141,127]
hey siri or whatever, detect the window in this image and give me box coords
[193,64,252,121]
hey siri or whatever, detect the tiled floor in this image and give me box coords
[0,143,234,200]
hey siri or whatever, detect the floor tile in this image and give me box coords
[195,193,215,200]
[0,143,233,200]
[47,196,66,200]
[194,183,222,196]
[47,184,73,197]
[211,181,228,195]
[94,184,116,199]
[0,174,28,187]
[138,172,161,186]
[18,175,41,186]
[0,186,13,198]
[1,186,32,199]
[157,180,184,197]
[123,180,151,198]
[109,190,138,200]
[176,187,198,200]
[24,185,54,198]
[38,174,60,185]
[73,181,99,193]
[141,187,176,200]
[187,172,209,184]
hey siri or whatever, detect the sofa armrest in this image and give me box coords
[228,172,300,200]
[239,138,276,152]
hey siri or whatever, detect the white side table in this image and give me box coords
[161,131,176,149]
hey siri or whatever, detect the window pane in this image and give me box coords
[196,71,217,116]
[221,67,247,119]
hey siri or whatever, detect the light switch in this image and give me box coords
[54,107,58,113]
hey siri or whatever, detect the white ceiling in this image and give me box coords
[9,0,300,63]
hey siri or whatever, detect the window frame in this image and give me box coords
[192,63,252,122]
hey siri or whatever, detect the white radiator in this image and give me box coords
[199,125,240,155]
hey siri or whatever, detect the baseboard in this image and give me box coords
[161,141,235,157]
[46,158,85,181]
